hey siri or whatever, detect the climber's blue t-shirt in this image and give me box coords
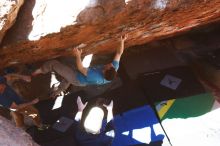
[76,61,119,85]
[0,76,23,108]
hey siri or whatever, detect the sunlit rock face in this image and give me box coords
[0,0,24,44]
[0,0,220,69]
[0,115,39,146]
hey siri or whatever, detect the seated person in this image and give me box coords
[0,74,45,129]
[73,96,115,146]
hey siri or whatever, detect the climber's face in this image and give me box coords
[0,84,6,94]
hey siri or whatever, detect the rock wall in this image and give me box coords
[0,0,220,69]
[0,0,24,44]
[0,115,39,146]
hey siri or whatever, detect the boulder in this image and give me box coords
[0,0,24,44]
[0,115,39,146]
[0,0,220,68]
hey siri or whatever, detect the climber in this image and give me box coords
[32,34,128,98]
[0,74,45,130]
